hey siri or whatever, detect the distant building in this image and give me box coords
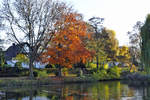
[4,43,45,68]
[4,43,28,61]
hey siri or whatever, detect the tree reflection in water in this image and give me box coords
[1,81,150,100]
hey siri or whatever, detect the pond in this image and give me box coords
[0,81,149,100]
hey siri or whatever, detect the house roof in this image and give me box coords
[4,43,28,60]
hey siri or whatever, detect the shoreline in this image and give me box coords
[0,76,121,88]
[0,72,149,88]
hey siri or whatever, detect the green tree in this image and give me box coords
[87,17,119,69]
[13,53,29,68]
[101,29,119,62]
[0,39,6,69]
[87,17,106,69]
[141,14,150,74]
[0,48,5,68]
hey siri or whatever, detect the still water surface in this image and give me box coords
[0,81,149,100]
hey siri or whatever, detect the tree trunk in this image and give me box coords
[29,89,33,100]
[58,67,62,77]
[129,63,133,72]
[96,56,99,70]
[79,68,83,76]
[29,56,34,79]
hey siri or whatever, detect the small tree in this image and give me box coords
[0,48,5,68]
[13,53,29,68]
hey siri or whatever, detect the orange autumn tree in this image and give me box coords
[42,13,94,75]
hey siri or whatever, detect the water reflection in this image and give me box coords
[0,81,150,100]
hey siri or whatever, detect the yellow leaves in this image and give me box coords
[117,45,131,63]
[119,46,130,57]
[13,54,29,63]
[69,27,74,31]
[130,65,137,72]
[104,64,109,70]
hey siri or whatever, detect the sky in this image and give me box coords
[65,0,150,46]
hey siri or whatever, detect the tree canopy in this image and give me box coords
[42,13,94,68]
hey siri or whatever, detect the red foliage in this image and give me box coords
[42,13,94,68]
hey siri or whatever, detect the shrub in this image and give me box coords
[62,68,68,76]
[34,69,49,78]
[92,69,108,80]
[120,67,130,76]
[104,64,109,70]
[89,63,97,69]
[33,71,38,77]
[14,62,22,68]
[130,65,137,72]
[20,70,29,76]
[4,64,11,68]
[91,66,121,80]
[107,66,121,79]
[45,64,54,68]
[46,69,52,74]
[37,70,48,77]
[55,71,59,76]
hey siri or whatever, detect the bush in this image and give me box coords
[33,71,38,77]
[46,69,52,74]
[62,68,68,76]
[89,63,97,69]
[34,69,49,78]
[45,64,54,68]
[14,62,22,68]
[38,70,48,77]
[91,66,121,80]
[104,64,109,70]
[107,66,121,79]
[120,67,130,76]
[3,64,11,68]
[55,71,59,76]
[92,69,108,80]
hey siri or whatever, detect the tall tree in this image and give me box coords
[88,17,104,38]
[87,17,105,69]
[100,29,119,62]
[141,14,150,74]
[128,21,143,67]
[0,0,71,78]
[42,13,94,76]
[87,17,119,69]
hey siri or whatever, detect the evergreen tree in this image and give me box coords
[141,14,150,74]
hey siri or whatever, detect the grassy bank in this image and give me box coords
[0,76,96,87]
[0,71,149,88]
[0,75,123,88]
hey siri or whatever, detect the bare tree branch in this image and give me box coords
[0,0,72,78]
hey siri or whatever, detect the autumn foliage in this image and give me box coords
[42,13,94,68]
